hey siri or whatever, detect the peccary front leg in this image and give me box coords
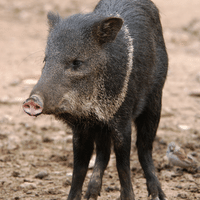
[85,126,111,200]
[68,127,95,200]
[135,91,167,200]
[112,120,135,200]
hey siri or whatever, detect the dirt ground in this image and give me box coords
[0,0,200,199]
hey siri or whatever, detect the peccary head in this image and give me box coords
[24,12,134,122]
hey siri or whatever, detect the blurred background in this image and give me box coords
[0,0,200,199]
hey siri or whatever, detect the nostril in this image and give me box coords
[24,104,30,109]
[35,105,41,110]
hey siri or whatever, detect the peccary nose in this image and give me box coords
[23,95,43,116]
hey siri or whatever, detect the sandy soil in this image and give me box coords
[0,0,200,199]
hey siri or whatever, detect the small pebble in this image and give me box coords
[10,79,21,86]
[105,186,120,192]
[22,79,38,85]
[12,171,20,177]
[66,172,73,177]
[188,185,198,192]
[42,137,53,143]
[175,185,182,189]
[190,152,198,157]
[178,124,190,131]
[35,171,49,179]
[177,193,187,199]
[189,90,200,97]
[63,178,71,187]
[20,182,36,190]
[193,174,200,178]
[196,166,200,173]
[161,107,174,117]
[66,135,73,143]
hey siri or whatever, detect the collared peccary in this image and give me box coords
[23,0,168,199]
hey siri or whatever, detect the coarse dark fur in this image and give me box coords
[24,0,168,199]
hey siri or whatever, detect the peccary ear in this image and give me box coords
[92,17,123,45]
[47,12,61,31]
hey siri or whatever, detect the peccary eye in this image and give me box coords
[72,59,83,70]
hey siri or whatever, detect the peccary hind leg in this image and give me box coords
[135,91,167,200]
[85,126,111,200]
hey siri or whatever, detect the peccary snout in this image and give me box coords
[23,95,43,116]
